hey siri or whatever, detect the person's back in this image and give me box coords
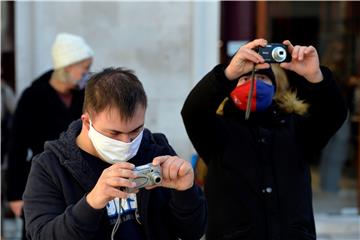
[5,32,94,240]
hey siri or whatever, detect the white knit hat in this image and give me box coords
[52,33,94,69]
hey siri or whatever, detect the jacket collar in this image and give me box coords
[223,100,285,126]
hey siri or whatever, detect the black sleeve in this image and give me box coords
[152,132,208,239]
[181,64,238,164]
[169,185,207,240]
[289,66,348,151]
[23,154,104,240]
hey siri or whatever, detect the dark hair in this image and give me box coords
[83,67,147,122]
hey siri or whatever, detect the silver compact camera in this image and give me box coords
[124,163,162,193]
[258,43,291,63]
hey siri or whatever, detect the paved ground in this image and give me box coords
[316,214,360,240]
[312,165,360,240]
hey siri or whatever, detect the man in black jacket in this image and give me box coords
[181,39,347,240]
[23,67,207,240]
[6,32,94,239]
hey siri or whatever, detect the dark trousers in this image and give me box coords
[21,211,27,240]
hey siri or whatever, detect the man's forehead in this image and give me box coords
[90,108,145,132]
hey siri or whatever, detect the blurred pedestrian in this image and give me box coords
[181,38,347,240]
[5,32,94,240]
[319,40,354,193]
[1,74,17,239]
[1,77,17,163]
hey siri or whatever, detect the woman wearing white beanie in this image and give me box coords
[5,32,94,240]
[51,32,94,91]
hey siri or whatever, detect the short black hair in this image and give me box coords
[83,67,147,121]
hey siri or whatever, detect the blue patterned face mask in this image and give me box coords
[77,72,91,89]
[230,79,275,112]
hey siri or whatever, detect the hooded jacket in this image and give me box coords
[23,120,207,240]
[181,64,347,240]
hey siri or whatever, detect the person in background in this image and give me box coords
[1,73,17,240]
[5,32,94,240]
[318,40,354,194]
[1,77,17,163]
[181,38,347,240]
[23,67,207,240]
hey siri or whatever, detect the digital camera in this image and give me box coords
[258,43,291,63]
[124,163,162,193]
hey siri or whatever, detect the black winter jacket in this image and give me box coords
[181,64,347,240]
[6,70,84,201]
[23,120,207,240]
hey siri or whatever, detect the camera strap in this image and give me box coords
[245,64,256,120]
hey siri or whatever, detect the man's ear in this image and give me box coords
[81,113,91,130]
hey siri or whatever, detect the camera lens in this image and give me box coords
[154,176,162,184]
[150,172,162,184]
[272,46,287,62]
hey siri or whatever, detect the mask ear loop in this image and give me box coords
[245,64,256,120]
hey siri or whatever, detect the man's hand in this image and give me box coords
[225,38,270,81]
[9,200,23,217]
[150,155,194,191]
[281,40,323,83]
[86,162,138,209]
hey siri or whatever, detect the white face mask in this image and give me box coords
[88,121,143,164]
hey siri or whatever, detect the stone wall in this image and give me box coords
[14,1,220,159]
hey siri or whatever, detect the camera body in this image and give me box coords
[125,163,162,193]
[258,43,291,63]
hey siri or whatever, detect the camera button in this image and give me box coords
[258,138,266,143]
[262,187,272,194]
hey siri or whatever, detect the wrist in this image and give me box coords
[224,67,233,80]
[224,66,238,81]
[86,192,104,210]
[305,69,323,83]
[176,181,194,191]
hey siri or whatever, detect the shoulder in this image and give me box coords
[31,70,53,87]
[17,71,54,104]
[26,70,53,94]
[141,129,176,156]
[142,129,169,146]
[31,150,61,171]
[152,132,170,145]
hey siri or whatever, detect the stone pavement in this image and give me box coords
[316,214,360,240]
